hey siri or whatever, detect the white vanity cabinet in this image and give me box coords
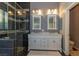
[28,33,62,51]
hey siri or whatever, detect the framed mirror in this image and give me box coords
[32,15,41,30]
[47,14,57,30]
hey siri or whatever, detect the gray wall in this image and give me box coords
[30,2,61,33]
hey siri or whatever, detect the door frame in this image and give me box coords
[64,2,79,55]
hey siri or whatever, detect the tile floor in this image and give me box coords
[27,50,61,56]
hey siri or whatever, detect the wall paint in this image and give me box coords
[30,2,61,33]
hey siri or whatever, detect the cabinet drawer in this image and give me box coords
[48,39,58,50]
[29,38,41,49]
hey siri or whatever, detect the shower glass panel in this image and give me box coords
[0,2,8,30]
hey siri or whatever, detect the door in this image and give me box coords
[70,4,79,49]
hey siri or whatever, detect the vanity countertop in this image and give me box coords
[28,32,62,38]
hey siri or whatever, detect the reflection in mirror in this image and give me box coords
[8,3,15,30]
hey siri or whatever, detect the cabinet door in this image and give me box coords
[40,38,47,49]
[31,38,36,49]
[48,39,58,50]
[29,38,35,49]
[29,38,32,49]
[29,37,40,49]
[48,39,53,50]
[57,39,61,50]
[53,39,58,50]
[35,38,40,49]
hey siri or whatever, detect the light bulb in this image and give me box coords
[47,9,51,14]
[38,9,42,15]
[32,10,35,14]
[53,9,57,14]
[51,9,54,14]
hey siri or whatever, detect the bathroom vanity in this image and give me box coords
[28,32,62,51]
[29,9,62,51]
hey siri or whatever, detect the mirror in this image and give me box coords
[47,14,57,30]
[32,15,41,30]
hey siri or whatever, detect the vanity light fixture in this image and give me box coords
[47,9,57,15]
[32,9,57,15]
[32,9,42,15]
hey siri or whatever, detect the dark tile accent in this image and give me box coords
[0,40,14,48]
[0,48,14,56]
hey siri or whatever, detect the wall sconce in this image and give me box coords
[32,9,57,15]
